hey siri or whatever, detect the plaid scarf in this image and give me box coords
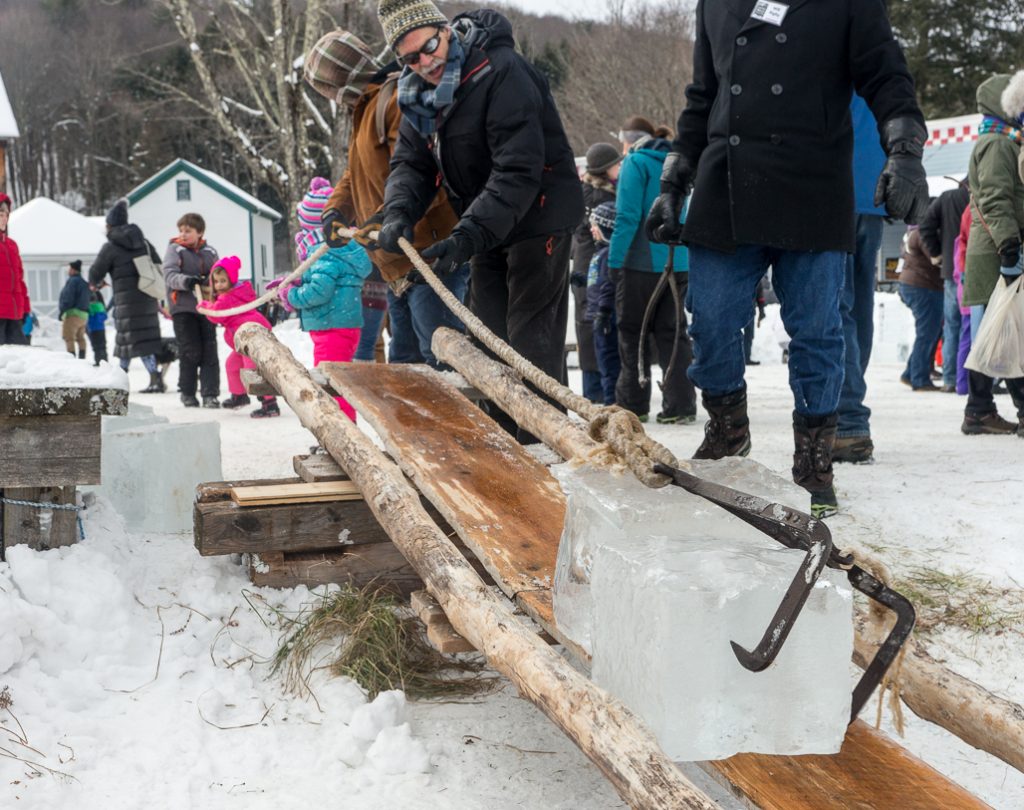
[979,115,1024,144]
[397,33,466,136]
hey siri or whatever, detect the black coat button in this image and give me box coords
[731,84,742,95]
[736,36,748,46]
[770,134,782,145]
[771,84,783,95]
[776,32,787,43]
[729,135,741,146]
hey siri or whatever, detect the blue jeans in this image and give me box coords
[898,283,944,388]
[354,304,386,361]
[688,244,845,416]
[120,354,158,374]
[837,215,883,437]
[942,278,961,387]
[386,264,470,366]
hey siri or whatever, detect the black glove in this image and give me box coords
[321,208,349,248]
[645,152,695,244]
[757,303,766,327]
[421,233,476,276]
[374,212,415,254]
[185,275,202,291]
[874,117,930,225]
[570,269,587,288]
[593,308,613,336]
[998,237,1022,283]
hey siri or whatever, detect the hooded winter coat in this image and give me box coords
[609,137,688,273]
[965,71,1024,307]
[571,172,617,278]
[89,224,163,359]
[0,193,30,321]
[919,184,970,281]
[384,10,583,253]
[286,241,373,331]
[676,0,923,253]
[324,66,458,282]
[162,238,219,316]
[198,261,272,349]
[58,273,91,316]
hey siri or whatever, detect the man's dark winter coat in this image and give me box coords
[385,9,583,252]
[677,0,924,254]
[58,274,91,316]
[919,185,970,280]
[89,224,163,359]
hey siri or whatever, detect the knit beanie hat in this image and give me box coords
[585,142,623,175]
[106,198,129,227]
[296,177,333,231]
[304,30,384,108]
[69,259,83,273]
[212,255,241,286]
[590,201,617,243]
[378,0,448,49]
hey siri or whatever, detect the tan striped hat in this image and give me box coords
[378,0,448,49]
[304,30,383,108]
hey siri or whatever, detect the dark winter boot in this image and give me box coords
[221,393,251,409]
[202,396,221,409]
[692,390,751,459]
[792,411,839,519]
[250,396,281,419]
[77,348,86,359]
[141,371,166,394]
[180,393,200,408]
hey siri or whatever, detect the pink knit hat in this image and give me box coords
[212,255,242,285]
[296,177,333,231]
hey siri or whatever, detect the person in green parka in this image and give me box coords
[963,71,1024,436]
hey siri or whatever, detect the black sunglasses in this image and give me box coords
[396,27,444,68]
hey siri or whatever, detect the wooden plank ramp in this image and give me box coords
[324,362,988,810]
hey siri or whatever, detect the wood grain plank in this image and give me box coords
[2,485,79,551]
[324,363,562,601]
[0,386,127,417]
[0,415,102,486]
[248,543,423,594]
[293,453,349,483]
[324,362,988,810]
[230,480,362,506]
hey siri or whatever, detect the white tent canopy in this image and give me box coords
[8,197,108,317]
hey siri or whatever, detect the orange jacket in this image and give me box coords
[325,75,457,282]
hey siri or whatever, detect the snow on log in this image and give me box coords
[233,323,717,810]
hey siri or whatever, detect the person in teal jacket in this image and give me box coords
[609,116,695,423]
[276,238,373,421]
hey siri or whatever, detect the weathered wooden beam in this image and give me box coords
[0,415,102,487]
[235,323,717,810]
[0,386,127,418]
[2,486,78,551]
[293,453,348,483]
[249,545,424,595]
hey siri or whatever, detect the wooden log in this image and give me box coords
[855,613,1024,774]
[235,323,717,810]
[435,323,1024,782]
[431,329,600,463]
[293,453,348,483]
[2,486,79,551]
[249,544,424,595]
[0,415,102,487]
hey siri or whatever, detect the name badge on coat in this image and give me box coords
[750,1,789,25]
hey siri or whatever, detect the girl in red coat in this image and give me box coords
[197,256,279,418]
[0,193,31,345]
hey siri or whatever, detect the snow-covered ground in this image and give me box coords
[2,299,1022,809]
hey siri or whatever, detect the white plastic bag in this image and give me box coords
[964,274,1024,378]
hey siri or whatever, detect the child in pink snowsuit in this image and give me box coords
[198,256,280,417]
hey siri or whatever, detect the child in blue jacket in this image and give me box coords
[586,202,621,406]
[275,238,372,421]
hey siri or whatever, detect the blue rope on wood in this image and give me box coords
[0,497,86,540]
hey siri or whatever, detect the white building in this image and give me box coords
[126,159,281,289]
[0,69,19,194]
[8,197,107,317]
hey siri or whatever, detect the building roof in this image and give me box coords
[923,113,981,189]
[7,197,107,257]
[0,71,19,139]
[126,158,281,222]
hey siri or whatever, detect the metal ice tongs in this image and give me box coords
[653,463,916,722]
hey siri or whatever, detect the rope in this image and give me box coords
[196,243,330,318]
[1,497,85,540]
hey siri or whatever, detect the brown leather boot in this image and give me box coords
[693,390,752,460]
[792,412,838,518]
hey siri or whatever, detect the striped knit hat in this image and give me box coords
[296,177,333,231]
[304,30,383,108]
[378,0,448,49]
[590,201,617,243]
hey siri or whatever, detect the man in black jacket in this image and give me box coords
[370,0,583,441]
[919,182,970,392]
[646,0,929,517]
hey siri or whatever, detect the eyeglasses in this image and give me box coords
[396,27,444,67]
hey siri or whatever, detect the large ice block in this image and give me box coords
[552,460,853,760]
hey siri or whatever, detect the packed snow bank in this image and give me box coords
[0,345,127,390]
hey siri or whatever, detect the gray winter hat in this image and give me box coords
[585,142,623,175]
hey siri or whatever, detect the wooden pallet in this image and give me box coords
[323,362,988,810]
